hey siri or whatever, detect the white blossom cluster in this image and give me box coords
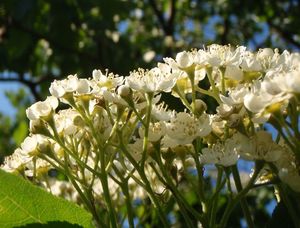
[2,44,300,210]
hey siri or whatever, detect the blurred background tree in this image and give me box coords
[1,0,300,227]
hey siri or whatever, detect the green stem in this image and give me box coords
[122,183,135,228]
[195,87,221,104]
[209,167,224,227]
[99,148,118,228]
[78,106,119,227]
[206,67,220,98]
[51,108,118,227]
[173,84,193,112]
[153,149,204,223]
[220,68,226,95]
[141,92,153,168]
[123,96,146,127]
[269,163,300,227]
[149,163,196,228]
[50,133,102,178]
[63,153,104,227]
[188,70,196,114]
[288,98,300,139]
[231,165,254,228]
[219,162,263,228]
[117,131,169,226]
[112,165,135,228]
[140,170,170,227]
[192,153,208,214]
[271,116,300,160]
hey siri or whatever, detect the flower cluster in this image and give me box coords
[2,45,300,227]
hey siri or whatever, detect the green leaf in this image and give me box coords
[16,221,82,228]
[0,170,94,228]
[13,121,28,145]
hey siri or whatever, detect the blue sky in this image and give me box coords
[0,82,22,117]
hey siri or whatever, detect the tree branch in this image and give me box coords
[0,74,56,101]
[5,17,100,63]
[220,16,230,45]
[267,20,300,49]
[167,0,176,36]
[1,16,103,101]
[148,0,168,33]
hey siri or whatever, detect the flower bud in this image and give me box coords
[21,136,38,157]
[192,99,207,116]
[30,119,51,137]
[76,79,90,94]
[117,85,131,98]
[217,104,233,118]
[176,51,193,69]
[73,115,85,127]
[227,113,241,128]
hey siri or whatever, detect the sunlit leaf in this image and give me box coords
[12,121,28,145]
[0,170,94,228]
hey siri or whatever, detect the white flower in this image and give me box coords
[49,80,65,98]
[278,70,300,93]
[1,149,30,172]
[93,110,113,142]
[19,134,50,160]
[216,103,234,118]
[139,121,166,142]
[20,136,38,156]
[25,158,51,177]
[26,96,58,121]
[243,80,291,123]
[274,143,300,192]
[220,84,248,107]
[117,85,131,98]
[49,75,91,98]
[103,90,128,106]
[240,131,282,162]
[76,78,90,94]
[127,139,143,161]
[45,179,79,202]
[126,67,177,93]
[163,112,211,147]
[244,91,270,113]
[54,109,81,135]
[151,102,173,121]
[198,113,212,136]
[254,131,282,162]
[91,70,123,95]
[257,48,274,59]
[50,75,81,97]
[175,51,194,68]
[240,50,262,72]
[200,139,240,167]
[224,65,243,81]
[261,75,283,95]
[172,68,206,98]
[205,44,244,67]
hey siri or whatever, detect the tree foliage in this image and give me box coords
[1,0,300,227]
[0,170,93,228]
